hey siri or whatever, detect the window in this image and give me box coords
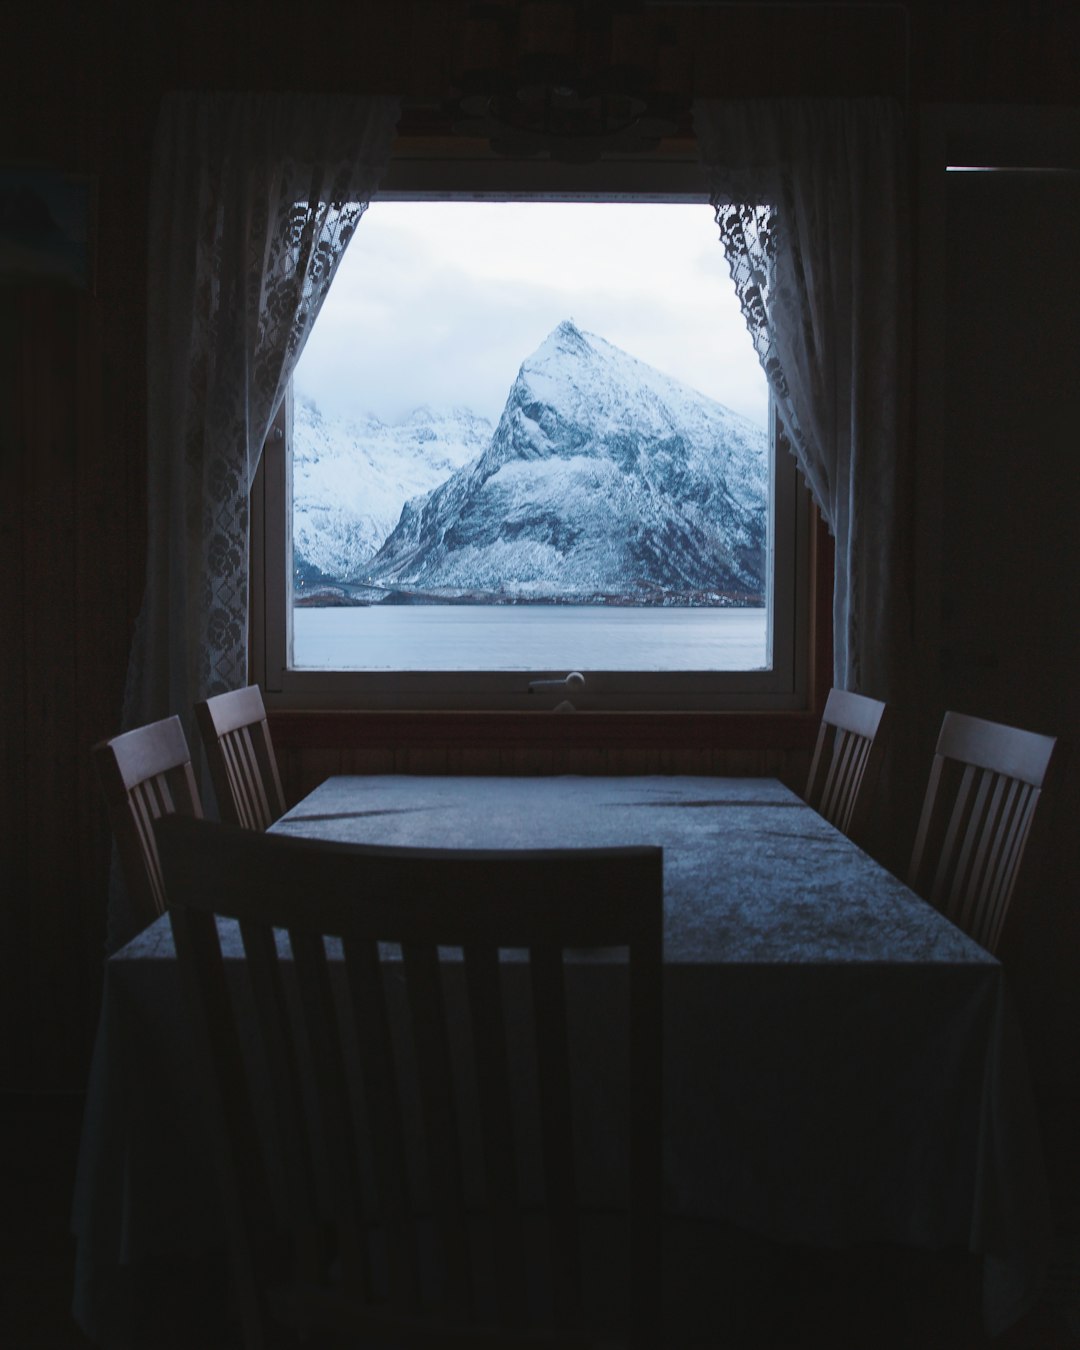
[252,159,810,711]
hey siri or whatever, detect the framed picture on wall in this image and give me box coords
[0,167,95,290]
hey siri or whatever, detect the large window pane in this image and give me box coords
[289,200,770,672]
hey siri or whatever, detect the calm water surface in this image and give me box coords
[293,604,768,671]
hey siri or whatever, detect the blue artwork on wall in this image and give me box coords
[0,168,93,289]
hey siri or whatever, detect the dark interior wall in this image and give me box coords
[3,6,155,1086]
[911,140,1080,1086]
[3,1,1078,1090]
[938,171,1080,733]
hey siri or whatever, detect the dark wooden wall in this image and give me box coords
[269,707,828,809]
[3,1,1078,1090]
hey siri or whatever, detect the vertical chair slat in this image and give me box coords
[146,773,173,819]
[231,728,273,832]
[836,733,870,834]
[464,942,528,1326]
[628,922,664,1350]
[219,737,248,827]
[244,729,274,827]
[908,756,946,888]
[289,928,371,1299]
[815,728,841,822]
[530,944,582,1326]
[232,733,258,829]
[239,920,323,1288]
[824,732,851,831]
[342,935,423,1314]
[817,730,843,824]
[979,786,1022,955]
[829,729,860,827]
[222,731,259,831]
[403,941,473,1320]
[949,768,995,931]
[850,738,874,829]
[977,779,1020,952]
[986,784,1038,949]
[995,782,1036,904]
[931,762,979,907]
[170,905,273,1350]
[968,774,1009,917]
[129,783,165,910]
[993,779,1029,880]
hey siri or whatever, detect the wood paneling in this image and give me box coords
[2,8,152,1089]
[269,710,823,808]
[1,289,129,1088]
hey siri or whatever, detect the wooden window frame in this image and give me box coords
[250,154,834,756]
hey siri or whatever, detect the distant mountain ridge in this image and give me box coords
[291,399,492,586]
[364,321,768,603]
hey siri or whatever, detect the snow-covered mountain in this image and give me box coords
[291,399,493,583]
[363,321,768,602]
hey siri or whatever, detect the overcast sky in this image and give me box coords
[293,201,768,430]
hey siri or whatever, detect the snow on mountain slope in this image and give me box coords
[365,321,769,601]
[291,398,492,582]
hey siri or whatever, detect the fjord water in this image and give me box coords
[292,604,768,672]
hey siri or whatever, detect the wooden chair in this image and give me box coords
[804,688,890,842]
[156,814,664,1349]
[92,716,203,932]
[908,711,1056,955]
[195,685,285,831]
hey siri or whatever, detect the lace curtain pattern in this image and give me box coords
[114,93,398,946]
[696,100,911,699]
[129,93,398,729]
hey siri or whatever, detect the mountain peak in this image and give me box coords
[544,318,592,355]
[366,322,769,602]
[515,320,713,445]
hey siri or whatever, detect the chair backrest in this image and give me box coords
[804,688,890,841]
[908,711,1056,954]
[195,685,285,831]
[156,815,664,1349]
[92,716,203,931]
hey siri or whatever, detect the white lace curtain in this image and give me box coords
[125,92,399,735]
[695,99,911,700]
[112,93,398,947]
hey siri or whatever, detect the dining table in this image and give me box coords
[71,774,1050,1344]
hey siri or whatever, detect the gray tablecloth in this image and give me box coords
[71,776,1050,1342]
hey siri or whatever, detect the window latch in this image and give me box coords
[528,671,585,711]
[527,671,585,695]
